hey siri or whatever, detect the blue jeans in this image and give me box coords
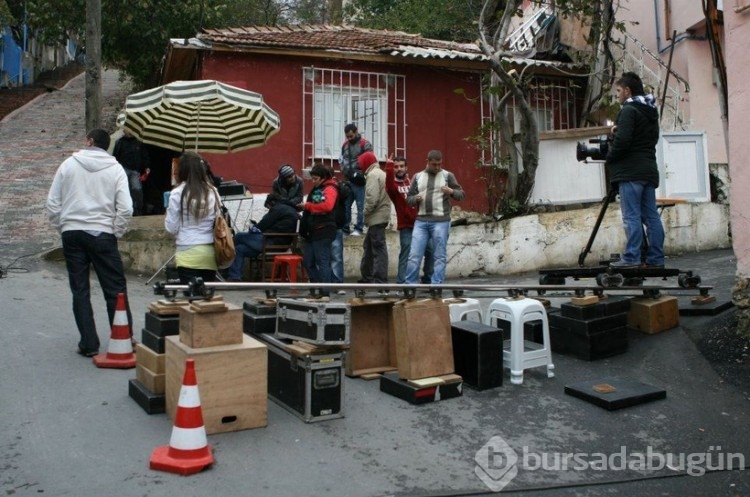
[618,180,665,265]
[398,228,433,284]
[331,229,344,283]
[405,220,450,284]
[61,230,133,353]
[228,231,264,280]
[302,237,334,296]
[344,183,365,233]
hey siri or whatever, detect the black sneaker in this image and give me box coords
[77,347,98,358]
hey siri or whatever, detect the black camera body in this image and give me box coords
[576,135,611,162]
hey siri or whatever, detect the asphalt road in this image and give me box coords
[1,250,749,497]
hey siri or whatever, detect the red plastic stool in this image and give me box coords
[270,254,307,283]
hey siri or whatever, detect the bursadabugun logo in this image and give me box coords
[474,436,519,492]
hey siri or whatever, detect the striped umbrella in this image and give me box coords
[122,80,280,153]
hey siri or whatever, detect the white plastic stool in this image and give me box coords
[485,297,554,385]
[443,297,483,323]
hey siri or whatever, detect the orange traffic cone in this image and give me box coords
[150,359,214,475]
[93,292,136,369]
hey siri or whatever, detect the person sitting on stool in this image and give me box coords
[226,193,299,281]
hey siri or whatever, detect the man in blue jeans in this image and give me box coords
[405,150,464,285]
[339,123,372,236]
[47,129,134,358]
[606,72,665,269]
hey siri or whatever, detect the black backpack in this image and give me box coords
[333,179,351,229]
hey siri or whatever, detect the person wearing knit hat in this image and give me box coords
[271,163,304,211]
[358,151,390,288]
[339,123,372,236]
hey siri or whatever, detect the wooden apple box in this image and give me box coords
[393,298,454,381]
[135,343,165,374]
[627,296,679,334]
[136,363,165,394]
[345,299,398,377]
[179,302,243,348]
[165,335,268,435]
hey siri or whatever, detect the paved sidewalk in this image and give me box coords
[0,70,129,264]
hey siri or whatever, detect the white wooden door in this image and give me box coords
[658,132,710,201]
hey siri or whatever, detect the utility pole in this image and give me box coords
[85,0,102,130]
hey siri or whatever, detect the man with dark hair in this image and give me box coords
[47,128,134,358]
[405,150,464,285]
[113,128,150,216]
[385,155,433,284]
[339,123,372,236]
[271,163,304,210]
[606,71,665,269]
[226,193,299,281]
[298,163,338,299]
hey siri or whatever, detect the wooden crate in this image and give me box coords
[165,335,267,434]
[393,299,454,381]
[136,343,165,374]
[179,303,243,348]
[345,299,398,377]
[136,363,165,394]
[627,296,679,334]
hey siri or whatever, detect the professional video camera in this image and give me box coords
[576,135,611,162]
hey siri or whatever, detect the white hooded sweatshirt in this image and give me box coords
[47,147,133,237]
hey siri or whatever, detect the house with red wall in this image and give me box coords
[159,24,587,215]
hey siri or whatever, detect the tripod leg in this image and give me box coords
[578,190,617,267]
[145,254,176,285]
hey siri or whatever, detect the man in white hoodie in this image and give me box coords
[47,129,134,358]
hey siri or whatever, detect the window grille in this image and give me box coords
[302,67,406,170]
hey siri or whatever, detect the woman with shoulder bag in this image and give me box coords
[164,151,220,284]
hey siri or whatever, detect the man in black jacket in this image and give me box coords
[226,193,299,281]
[606,72,665,269]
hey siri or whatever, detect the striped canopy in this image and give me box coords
[122,80,280,154]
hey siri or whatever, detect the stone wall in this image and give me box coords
[120,201,731,279]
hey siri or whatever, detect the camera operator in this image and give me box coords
[606,72,665,269]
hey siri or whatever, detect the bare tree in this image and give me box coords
[477,0,539,215]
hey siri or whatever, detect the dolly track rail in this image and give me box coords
[154,279,714,301]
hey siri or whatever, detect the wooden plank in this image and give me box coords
[136,363,165,394]
[359,373,383,381]
[393,299,454,381]
[438,373,463,384]
[136,343,165,374]
[348,366,398,377]
[571,295,600,306]
[407,377,446,388]
[691,295,717,305]
[189,301,229,313]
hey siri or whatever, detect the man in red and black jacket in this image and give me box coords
[385,155,433,285]
[298,163,338,299]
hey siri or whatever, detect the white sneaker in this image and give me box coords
[336,290,347,295]
[350,230,362,236]
[377,290,390,296]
